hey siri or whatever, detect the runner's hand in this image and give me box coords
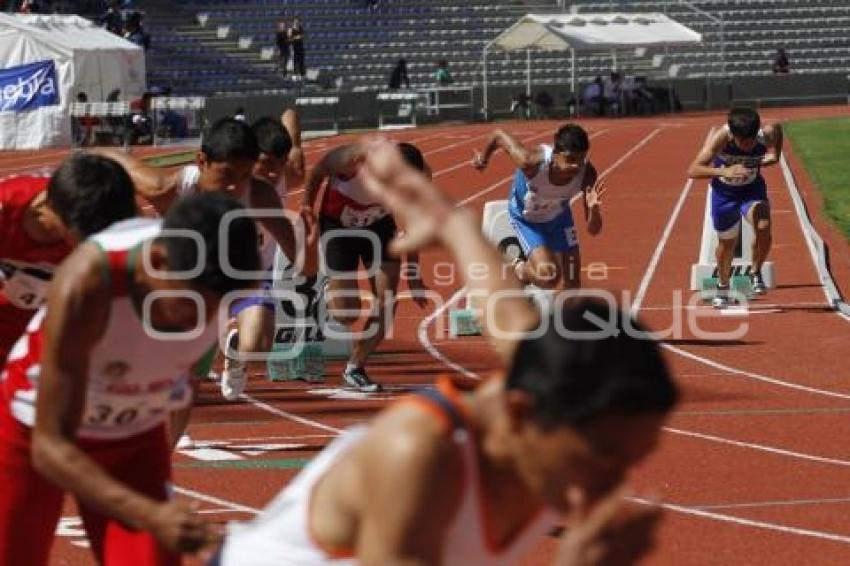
[555,487,662,566]
[723,164,750,180]
[358,138,454,255]
[585,179,607,209]
[472,150,488,171]
[148,500,219,554]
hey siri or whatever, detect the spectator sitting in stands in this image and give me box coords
[581,76,603,116]
[532,90,553,119]
[433,59,454,86]
[18,0,35,13]
[603,72,622,116]
[72,92,100,147]
[773,48,790,74]
[388,59,410,90]
[510,92,531,119]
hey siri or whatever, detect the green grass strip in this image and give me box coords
[175,457,310,470]
[784,118,850,241]
[142,150,197,168]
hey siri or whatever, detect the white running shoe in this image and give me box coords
[176,434,195,450]
[221,357,247,401]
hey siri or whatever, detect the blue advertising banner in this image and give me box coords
[0,60,60,113]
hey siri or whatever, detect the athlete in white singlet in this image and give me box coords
[473,125,606,290]
[215,140,678,566]
[0,194,261,565]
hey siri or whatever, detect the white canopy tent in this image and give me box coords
[482,13,702,118]
[0,14,145,149]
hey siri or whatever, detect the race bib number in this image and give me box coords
[339,205,387,228]
[720,167,758,187]
[82,393,161,430]
[522,191,563,223]
[1,269,50,309]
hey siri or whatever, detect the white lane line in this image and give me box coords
[665,426,850,468]
[173,486,261,515]
[240,393,344,434]
[695,497,850,511]
[631,497,850,545]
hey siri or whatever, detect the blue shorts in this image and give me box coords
[230,278,275,317]
[509,211,579,256]
[711,180,769,234]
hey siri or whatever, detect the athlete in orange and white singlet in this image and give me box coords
[214,140,678,566]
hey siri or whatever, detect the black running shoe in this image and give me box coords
[751,272,767,295]
[343,367,381,393]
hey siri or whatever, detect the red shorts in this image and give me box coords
[0,406,178,565]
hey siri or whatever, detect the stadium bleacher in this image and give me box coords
[105,1,850,96]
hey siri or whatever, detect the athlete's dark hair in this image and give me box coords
[159,193,259,296]
[397,142,426,172]
[47,154,137,237]
[201,118,260,163]
[506,297,677,428]
[252,117,292,159]
[553,123,590,154]
[727,107,761,139]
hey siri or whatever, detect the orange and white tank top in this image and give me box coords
[2,218,218,440]
[320,172,389,228]
[219,379,560,565]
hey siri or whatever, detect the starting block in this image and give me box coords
[449,200,516,337]
[690,187,775,290]
[449,307,481,337]
[699,275,753,302]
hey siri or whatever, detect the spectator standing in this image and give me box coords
[275,20,290,76]
[123,11,150,50]
[388,58,410,90]
[581,76,603,116]
[290,16,306,80]
[433,59,453,86]
[98,0,123,35]
[773,48,790,74]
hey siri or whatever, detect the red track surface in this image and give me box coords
[3,105,849,565]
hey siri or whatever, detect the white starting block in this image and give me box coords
[295,96,340,138]
[690,187,775,291]
[377,91,420,130]
[450,200,550,336]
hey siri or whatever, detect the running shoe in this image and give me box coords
[751,272,767,295]
[221,357,247,401]
[342,366,381,393]
[712,284,731,309]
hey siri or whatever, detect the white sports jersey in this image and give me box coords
[3,218,218,440]
[177,165,287,271]
[509,145,586,224]
[219,383,559,565]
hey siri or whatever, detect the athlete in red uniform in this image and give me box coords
[0,155,137,366]
[0,194,260,565]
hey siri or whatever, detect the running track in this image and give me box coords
[2,106,848,565]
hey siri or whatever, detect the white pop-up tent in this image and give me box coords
[0,14,145,149]
[482,13,703,117]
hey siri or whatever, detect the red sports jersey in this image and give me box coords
[320,173,389,228]
[0,175,71,365]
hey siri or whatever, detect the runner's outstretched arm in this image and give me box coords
[472,129,541,174]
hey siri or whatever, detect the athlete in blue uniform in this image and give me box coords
[473,124,605,289]
[688,108,783,308]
